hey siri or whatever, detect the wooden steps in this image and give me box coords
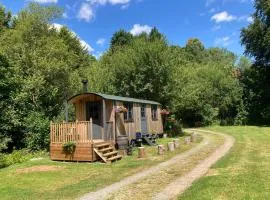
[94,142,122,163]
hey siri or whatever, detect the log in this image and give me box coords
[167,142,175,151]
[158,145,165,155]
[191,132,197,142]
[163,133,167,138]
[173,139,180,148]
[184,136,191,144]
[138,147,146,158]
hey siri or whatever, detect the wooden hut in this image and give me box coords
[50,92,163,162]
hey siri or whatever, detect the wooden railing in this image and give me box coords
[50,119,94,144]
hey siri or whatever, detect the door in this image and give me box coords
[141,104,148,134]
[86,101,102,139]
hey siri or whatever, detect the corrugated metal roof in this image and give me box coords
[68,92,160,105]
[97,93,160,105]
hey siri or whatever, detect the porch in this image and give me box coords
[50,120,116,162]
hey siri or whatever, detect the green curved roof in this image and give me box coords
[68,92,160,105]
[97,93,160,105]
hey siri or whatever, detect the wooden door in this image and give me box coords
[141,104,148,134]
[86,101,102,139]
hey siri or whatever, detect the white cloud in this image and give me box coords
[214,36,231,47]
[247,16,253,23]
[51,23,94,53]
[30,0,57,3]
[62,12,68,19]
[88,0,130,5]
[121,4,130,10]
[130,24,152,36]
[77,3,94,22]
[80,39,94,52]
[212,25,221,31]
[96,38,106,46]
[51,23,63,31]
[209,8,216,13]
[211,11,237,23]
[206,0,215,7]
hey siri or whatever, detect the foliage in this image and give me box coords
[166,120,183,137]
[62,141,76,154]
[25,112,50,151]
[0,3,91,150]
[240,0,270,124]
[0,149,47,168]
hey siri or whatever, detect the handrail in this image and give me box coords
[50,119,94,144]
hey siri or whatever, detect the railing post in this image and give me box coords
[50,121,53,144]
[75,120,78,142]
[90,118,93,143]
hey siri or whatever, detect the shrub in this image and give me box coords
[0,149,48,169]
[62,141,76,154]
[25,112,50,151]
[167,120,183,137]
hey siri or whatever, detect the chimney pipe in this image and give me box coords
[82,79,88,93]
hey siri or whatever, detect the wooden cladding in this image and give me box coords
[50,120,94,144]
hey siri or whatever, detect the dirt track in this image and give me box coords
[80,129,234,200]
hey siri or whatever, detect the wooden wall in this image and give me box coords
[71,94,163,141]
[50,143,97,162]
[115,101,163,140]
[74,95,103,121]
[146,105,163,134]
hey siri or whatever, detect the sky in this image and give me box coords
[0,0,254,58]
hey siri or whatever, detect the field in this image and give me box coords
[0,135,201,200]
[179,126,270,200]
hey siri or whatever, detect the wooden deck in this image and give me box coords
[50,120,115,162]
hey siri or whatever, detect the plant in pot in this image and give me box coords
[62,141,76,157]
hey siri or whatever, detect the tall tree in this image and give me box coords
[241,0,270,124]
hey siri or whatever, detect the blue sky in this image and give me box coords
[0,0,254,58]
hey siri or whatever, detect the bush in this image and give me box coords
[0,149,48,169]
[25,112,50,151]
[167,120,183,137]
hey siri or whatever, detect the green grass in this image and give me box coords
[179,126,270,200]
[0,134,201,200]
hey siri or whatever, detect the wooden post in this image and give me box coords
[138,147,146,158]
[102,99,106,140]
[158,145,165,155]
[50,121,53,144]
[173,139,180,148]
[167,142,175,151]
[191,132,197,142]
[90,118,93,144]
[184,136,191,144]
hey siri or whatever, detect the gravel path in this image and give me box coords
[79,129,234,200]
[153,129,235,200]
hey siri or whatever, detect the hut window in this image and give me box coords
[151,105,158,120]
[141,104,146,118]
[124,102,133,121]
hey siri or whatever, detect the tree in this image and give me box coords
[241,0,270,124]
[110,29,133,50]
[0,3,91,150]
[185,38,205,63]
[0,5,11,31]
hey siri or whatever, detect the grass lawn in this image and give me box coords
[0,134,201,200]
[179,126,270,200]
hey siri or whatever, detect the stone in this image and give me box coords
[167,142,175,151]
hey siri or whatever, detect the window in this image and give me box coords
[141,104,146,118]
[151,105,158,120]
[123,102,133,121]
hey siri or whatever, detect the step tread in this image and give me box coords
[93,148,107,163]
[107,155,122,161]
[95,143,111,148]
[99,147,113,153]
[103,151,118,157]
